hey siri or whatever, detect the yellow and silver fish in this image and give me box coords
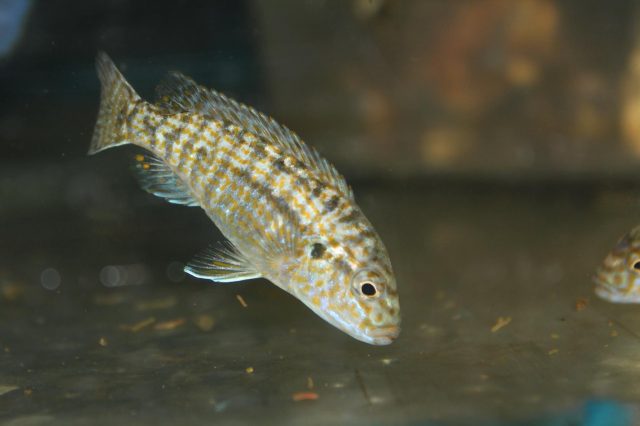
[89,53,400,344]
[594,225,640,303]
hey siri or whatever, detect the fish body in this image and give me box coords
[594,226,640,303]
[89,53,400,344]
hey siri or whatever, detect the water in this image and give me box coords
[3,1,640,425]
[2,160,640,424]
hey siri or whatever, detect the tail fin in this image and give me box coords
[89,52,141,154]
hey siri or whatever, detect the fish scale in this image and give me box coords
[88,52,400,345]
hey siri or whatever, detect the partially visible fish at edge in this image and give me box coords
[88,52,400,344]
[594,225,640,303]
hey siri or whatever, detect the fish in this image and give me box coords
[594,225,640,303]
[88,52,400,344]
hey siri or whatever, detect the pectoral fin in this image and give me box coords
[184,241,261,283]
[132,152,199,206]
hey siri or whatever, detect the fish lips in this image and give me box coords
[592,270,640,303]
[359,324,401,345]
[593,270,617,301]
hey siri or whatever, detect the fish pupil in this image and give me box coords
[633,261,640,270]
[310,243,326,259]
[361,282,376,296]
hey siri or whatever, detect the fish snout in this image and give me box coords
[593,267,608,286]
[368,324,400,345]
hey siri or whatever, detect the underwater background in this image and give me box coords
[3,1,640,425]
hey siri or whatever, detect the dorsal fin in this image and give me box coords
[155,72,354,200]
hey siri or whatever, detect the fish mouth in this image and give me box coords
[593,272,617,300]
[593,267,609,285]
[366,325,400,345]
[592,272,640,303]
[594,283,616,301]
[594,285,640,303]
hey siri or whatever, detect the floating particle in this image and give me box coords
[119,317,156,333]
[550,333,560,340]
[154,318,186,331]
[23,388,33,397]
[307,376,314,390]
[98,337,108,347]
[245,367,254,374]
[548,349,559,356]
[193,314,215,332]
[611,330,619,337]
[236,294,248,308]
[292,392,319,401]
[2,281,23,301]
[93,293,127,306]
[490,316,512,333]
[575,298,588,312]
[135,296,176,311]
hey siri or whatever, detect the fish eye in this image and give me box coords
[360,282,377,296]
[351,269,386,299]
[633,261,640,270]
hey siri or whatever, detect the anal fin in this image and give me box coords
[132,152,198,206]
[184,241,261,283]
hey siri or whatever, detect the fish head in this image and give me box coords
[594,226,640,303]
[343,265,401,345]
[289,213,400,345]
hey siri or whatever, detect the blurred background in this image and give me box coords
[4,1,640,425]
[3,0,640,180]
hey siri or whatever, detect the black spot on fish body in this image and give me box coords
[311,182,326,198]
[333,257,352,275]
[253,140,268,159]
[195,147,207,161]
[274,157,286,172]
[324,195,339,213]
[234,128,247,143]
[292,159,309,173]
[310,243,326,259]
[339,209,360,224]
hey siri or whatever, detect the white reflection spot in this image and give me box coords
[100,266,122,287]
[166,261,185,282]
[40,268,61,290]
[99,264,149,287]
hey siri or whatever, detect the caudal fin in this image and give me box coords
[89,52,141,154]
